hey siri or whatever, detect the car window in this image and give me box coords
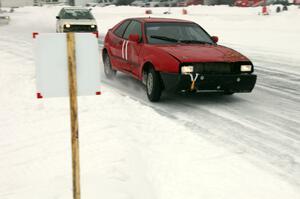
[113,20,131,38]
[145,22,213,44]
[61,9,94,20]
[183,25,209,41]
[123,21,142,41]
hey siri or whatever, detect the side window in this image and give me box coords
[113,20,131,38]
[123,21,142,41]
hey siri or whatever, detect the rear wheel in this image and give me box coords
[146,67,162,102]
[103,53,116,79]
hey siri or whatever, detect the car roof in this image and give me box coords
[129,17,194,23]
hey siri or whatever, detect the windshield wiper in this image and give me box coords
[180,40,213,45]
[150,35,179,43]
[149,36,213,45]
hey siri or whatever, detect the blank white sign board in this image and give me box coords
[34,33,101,98]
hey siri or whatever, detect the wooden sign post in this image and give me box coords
[34,32,101,199]
[67,32,81,199]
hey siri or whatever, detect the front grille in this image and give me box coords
[181,62,250,74]
[64,25,97,32]
[194,63,232,74]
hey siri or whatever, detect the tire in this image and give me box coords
[146,67,162,102]
[103,53,116,79]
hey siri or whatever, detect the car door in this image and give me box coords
[108,20,131,71]
[122,20,143,75]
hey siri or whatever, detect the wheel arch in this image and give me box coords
[141,61,154,84]
[142,61,154,73]
[141,61,164,90]
[102,48,108,60]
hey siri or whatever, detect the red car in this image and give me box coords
[102,18,256,102]
[234,0,261,7]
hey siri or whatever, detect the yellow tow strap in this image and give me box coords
[189,74,199,92]
[191,80,196,91]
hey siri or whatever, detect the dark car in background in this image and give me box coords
[177,0,202,6]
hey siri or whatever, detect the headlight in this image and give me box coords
[91,24,96,28]
[240,64,252,72]
[65,23,71,28]
[5,16,9,19]
[181,66,194,74]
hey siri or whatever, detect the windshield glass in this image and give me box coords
[145,22,214,45]
[62,9,94,20]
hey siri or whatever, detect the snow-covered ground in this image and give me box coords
[0,5,300,199]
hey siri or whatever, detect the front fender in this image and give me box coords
[140,46,180,76]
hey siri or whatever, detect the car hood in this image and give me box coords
[59,19,97,25]
[156,44,249,63]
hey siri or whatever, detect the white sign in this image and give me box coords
[34,33,101,98]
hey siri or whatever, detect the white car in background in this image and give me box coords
[56,7,98,33]
[0,15,10,25]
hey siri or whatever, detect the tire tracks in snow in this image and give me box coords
[100,56,300,187]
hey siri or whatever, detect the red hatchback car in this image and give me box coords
[102,18,256,102]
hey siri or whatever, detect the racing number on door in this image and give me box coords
[121,40,129,61]
[121,20,142,71]
[121,38,142,76]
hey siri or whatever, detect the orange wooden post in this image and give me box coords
[67,32,81,199]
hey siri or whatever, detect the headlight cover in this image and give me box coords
[240,64,252,72]
[181,66,194,74]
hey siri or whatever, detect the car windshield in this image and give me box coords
[61,9,94,20]
[145,22,214,45]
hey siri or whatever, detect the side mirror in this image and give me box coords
[211,36,218,43]
[89,8,92,11]
[128,34,140,43]
[56,16,60,19]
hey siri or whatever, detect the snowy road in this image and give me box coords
[0,5,300,199]
[98,33,300,186]
[101,54,300,186]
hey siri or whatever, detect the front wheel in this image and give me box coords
[103,53,116,79]
[146,68,162,102]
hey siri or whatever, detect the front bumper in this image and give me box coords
[63,25,98,33]
[160,73,257,93]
